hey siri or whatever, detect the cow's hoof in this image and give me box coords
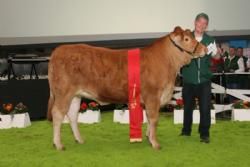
[53,143,66,151]
[75,139,84,144]
[152,143,161,150]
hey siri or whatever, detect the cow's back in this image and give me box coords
[48,44,129,103]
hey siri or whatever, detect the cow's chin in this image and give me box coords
[192,54,200,58]
[192,52,205,59]
[193,49,206,58]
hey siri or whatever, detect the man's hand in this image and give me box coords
[207,41,217,56]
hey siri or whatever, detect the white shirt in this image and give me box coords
[195,36,202,42]
[247,58,250,69]
[224,55,245,73]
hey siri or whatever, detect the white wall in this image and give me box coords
[0,0,250,38]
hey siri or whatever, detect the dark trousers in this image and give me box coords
[182,81,211,137]
[226,82,238,103]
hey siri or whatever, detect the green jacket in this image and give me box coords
[182,32,216,85]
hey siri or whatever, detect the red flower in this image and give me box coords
[89,102,97,107]
[176,99,184,106]
[175,99,184,109]
[80,102,88,110]
[88,102,99,110]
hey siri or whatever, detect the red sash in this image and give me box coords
[128,48,143,142]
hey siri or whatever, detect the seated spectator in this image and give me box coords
[224,46,244,73]
[247,57,250,89]
[236,47,248,72]
[247,58,250,71]
[236,47,249,89]
[224,46,244,102]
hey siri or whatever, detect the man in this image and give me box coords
[236,47,248,72]
[224,47,244,73]
[247,57,250,89]
[247,57,250,72]
[224,47,245,101]
[180,13,217,143]
[235,47,249,89]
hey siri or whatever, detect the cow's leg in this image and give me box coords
[52,96,71,150]
[145,99,161,150]
[145,112,151,138]
[52,105,65,150]
[67,97,84,144]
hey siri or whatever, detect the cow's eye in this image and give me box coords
[184,38,189,42]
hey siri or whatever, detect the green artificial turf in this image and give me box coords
[1,112,250,167]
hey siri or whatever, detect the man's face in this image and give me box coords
[229,48,235,56]
[194,17,208,34]
[236,48,243,57]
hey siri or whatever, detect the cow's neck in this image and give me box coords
[142,36,186,73]
[139,37,179,91]
[166,36,191,70]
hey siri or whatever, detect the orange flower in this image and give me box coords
[3,103,13,112]
[243,101,250,107]
[243,101,250,109]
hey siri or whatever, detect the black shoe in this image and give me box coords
[200,136,210,143]
[179,132,191,136]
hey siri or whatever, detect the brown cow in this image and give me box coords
[47,26,207,150]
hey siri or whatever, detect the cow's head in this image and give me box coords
[169,26,207,59]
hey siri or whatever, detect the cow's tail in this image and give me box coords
[47,91,54,121]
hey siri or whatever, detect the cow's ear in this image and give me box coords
[172,26,183,41]
[173,26,183,34]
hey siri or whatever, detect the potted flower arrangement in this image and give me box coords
[232,100,250,121]
[173,98,185,124]
[0,102,31,129]
[88,102,99,111]
[64,101,101,124]
[0,103,13,129]
[12,102,28,114]
[113,104,147,124]
[173,98,215,124]
[79,102,88,113]
[11,102,31,128]
[175,99,184,110]
[78,101,101,124]
[2,103,14,114]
